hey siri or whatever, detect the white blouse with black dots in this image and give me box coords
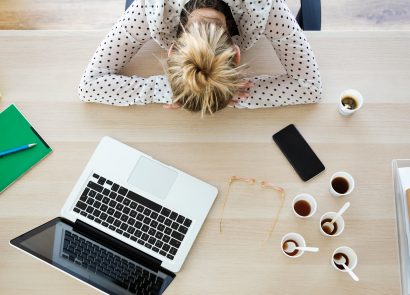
[78,0,322,108]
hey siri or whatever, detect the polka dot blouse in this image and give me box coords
[78,0,322,108]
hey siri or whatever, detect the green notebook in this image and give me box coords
[0,104,52,193]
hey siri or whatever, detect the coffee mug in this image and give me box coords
[338,89,363,116]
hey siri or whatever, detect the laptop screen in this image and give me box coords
[10,218,174,295]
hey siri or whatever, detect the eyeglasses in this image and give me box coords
[219,176,285,241]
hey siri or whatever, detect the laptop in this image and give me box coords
[10,136,218,294]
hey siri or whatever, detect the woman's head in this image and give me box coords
[166,8,245,115]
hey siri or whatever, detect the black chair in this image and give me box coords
[125,0,321,31]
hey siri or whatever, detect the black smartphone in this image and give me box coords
[272,124,325,181]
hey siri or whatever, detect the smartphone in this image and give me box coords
[272,124,325,181]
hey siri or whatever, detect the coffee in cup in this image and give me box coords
[338,89,363,116]
[292,193,317,218]
[329,172,355,197]
[319,211,345,237]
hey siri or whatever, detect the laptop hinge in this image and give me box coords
[73,219,162,270]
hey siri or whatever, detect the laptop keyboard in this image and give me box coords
[73,173,192,261]
[61,230,163,294]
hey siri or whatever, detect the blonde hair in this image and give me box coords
[166,21,245,115]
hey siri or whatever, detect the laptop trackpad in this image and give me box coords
[128,156,177,200]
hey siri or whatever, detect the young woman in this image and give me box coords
[79,0,322,115]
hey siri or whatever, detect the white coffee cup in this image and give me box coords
[280,233,306,258]
[338,89,363,116]
[319,212,345,237]
[329,171,355,197]
[331,246,358,272]
[292,193,317,218]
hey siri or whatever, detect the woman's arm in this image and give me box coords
[78,0,172,106]
[234,0,322,109]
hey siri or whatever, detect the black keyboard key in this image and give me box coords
[123,232,130,238]
[143,217,151,225]
[159,250,167,256]
[73,208,81,213]
[102,222,109,227]
[167,254,174,260]
[102,188,110,196]
[162,244,170,252]
[97,177,106,185]
[109,191,117,199]
[178,225,188,234]
[93,210,101,218]
[170,212,178,220]
[164,219,172,226]
[107,208,115,215]
[93,173,100,179]
[171,222,179,230]
[148,237,156,245]
[88,181,103,193]
[120,223,128,231]
[127,218,136,226]
[136,214,144,221]
[161,208,171,217]
[100,204,108,212]
[157,215,165,223]
[114,220,121,227]
[94,201,102,209]
[100,213,108,220]
[95,193,103,201]
[123,198,131,206]
[106,180,113,185]
[164,227,172,235]
[116,195,124,203]
[131,236,138,242]
[118,187,128,196]
[151,220,158,228]
[171,231,184,241]
[170,238,181,248]
[148,228,156,236]
[86,198,94,205]
[127,227,136,235]
[111,183,120,192]
[177,215,185,224]
[183,218,192,227]
[127,191,162,213]
[141,225,149,232]
[130,202,137,209]
[157,224,165,232]
[116,229,123,235]
[76,201,87,210]
[79,194,87,202]
[169,247,177,255]
[121,214,128,222]
[130,210,137,218]
[86,207,94,214]
[102,196,110,204]
[109,200,117,208]
[141,234,149,241]
[95,218,102,224]
[82,187,90,196]
[145,243,152,249]
[122,207,130,214]
[136,205,144,213]
[162,235,170,243]
[155,232,163,239]
[88,215,95,220]
[107,216,114,224]
[155,240,163,248]
[137,239,145,245]
[80,211,87,217]
[143,208,151,216]
[116,203,124,211]
[114,211,121,219]
[89,190,96,197]
[135,230,142,238]
[135,221,142,229]
[109,225,116,231]
[152,247,159,253]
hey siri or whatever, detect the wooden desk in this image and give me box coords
[0,31,409,294]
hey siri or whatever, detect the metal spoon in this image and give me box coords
[283,241,319,253]
[333,254,359,281]
[322,202,350,234]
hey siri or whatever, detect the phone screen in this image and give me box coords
[272,124,325,181]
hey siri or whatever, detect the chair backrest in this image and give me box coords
[125,0,321,31]
[296,0,322,31]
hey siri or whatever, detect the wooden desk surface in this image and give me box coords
[0,30,409,294]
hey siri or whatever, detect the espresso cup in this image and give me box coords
[280,233,306,258]
[292,193,317,219]
[319,212,345,237]
[329,172,355,197]
[338,89,363,116]
[331,246,358,272]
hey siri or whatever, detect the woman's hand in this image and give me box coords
[228,80,254,107]
[163,103,181,109]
